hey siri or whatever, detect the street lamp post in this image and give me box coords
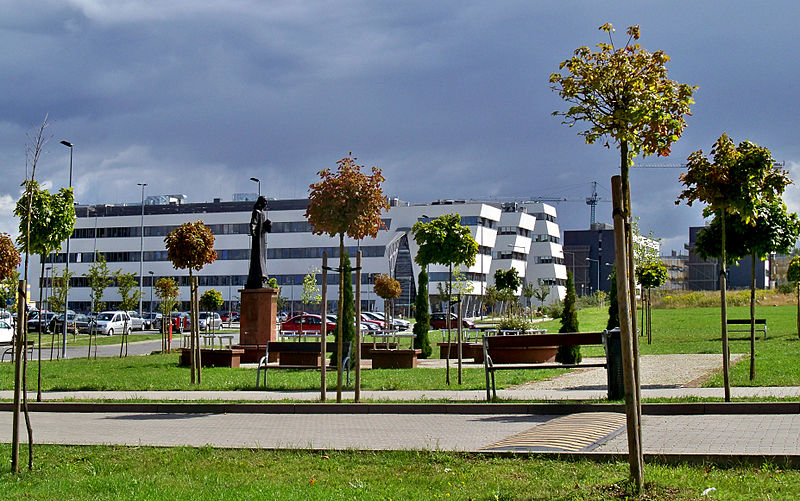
[148,271,154,317]
[250,177,261,197]
[137,183,147,315]
[586,257,600,294]
[60,140,73,357]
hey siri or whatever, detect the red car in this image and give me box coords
[281,314,336,333]
[429,312,475,330]
[170,312,190,333]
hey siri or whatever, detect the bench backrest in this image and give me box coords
[485,332,604,348]
[726,319,766,325]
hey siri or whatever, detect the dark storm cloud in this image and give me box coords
[1,1,799,251]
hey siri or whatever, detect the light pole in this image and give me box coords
[148,271,154,317]
[137,183,147,315]
[60,140,73,357]
[250,177,261,197]
[586,257,600,294]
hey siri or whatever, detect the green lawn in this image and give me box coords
[0,352,562,392]
[1,445,798,500]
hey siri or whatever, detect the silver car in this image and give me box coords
[90,311,133,336]
[198,312,222,331]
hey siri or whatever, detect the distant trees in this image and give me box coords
[413,270,432,358]
[494,268,522,316]
[86,253,112,313]
[154,277,179,351]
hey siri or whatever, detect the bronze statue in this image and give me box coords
[245,196,272,289]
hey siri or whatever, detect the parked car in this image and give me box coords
[281,314,336,333]
[90,311,132,336]
[221,311,239,323]
[141,312,162,330]
[0,310,14,329]
[125,311,145,331]
[170,312,190,333]
[0,319,13,343]
[363,311,410,331]
[359,313,385,330]
[429,312,475,330]
[326,314,373,332]
[198,312,222,331]
[49,312,91,334]
[27,312,56,333]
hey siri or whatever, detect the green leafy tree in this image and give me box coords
[331,252,355,370]
[521,282,536,316]
[556,271,581,364]
[86,253,112,313]
[483,285,501,316]
[634,261,668,344]
[788,256,800,339]
[0,234,21,316]
[164,220,217,384]
[532,282,551,313]
[306,154,388,400]
[413,270,432,358]
[678,134,791,400]
[154,277,179,351]
[47,267,74,314]
[413,213,478,385]
[494,268,522,317]
[301,268,322,313]
[200,289,224,333]
[695,200,800,379]
[113,270,141,357]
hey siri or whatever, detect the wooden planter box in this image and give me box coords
[487,345,557,364]
[179,348,244,368]
[360,342,397,359]
[371,349,420,369]
[437,342,483,360]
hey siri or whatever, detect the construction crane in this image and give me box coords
[633,161,785,168]
[531,181,606,226]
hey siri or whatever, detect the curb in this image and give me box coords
[1,401,798,415]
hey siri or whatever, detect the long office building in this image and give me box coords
[31,195,567,316]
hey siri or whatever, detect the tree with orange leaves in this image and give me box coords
[306,154,388,401]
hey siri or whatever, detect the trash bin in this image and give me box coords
[603,328,625,400]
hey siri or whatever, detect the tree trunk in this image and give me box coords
[749,253,756,381]
[612,175,643,493]
[11,280,26,472]
[355,250,362,402]
[193,275,201,384]
[336,234,344,402]
[445,263,452,386]
[796,282,799,339]
[189,270,196,384]
[720,211,731,402]
[37,258,44,402]
[320,252,328,402]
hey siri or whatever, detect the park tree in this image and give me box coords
[373,273,401,327]
[413,270,432,358]
[532,282,551,314]
[413,213,478,385]
[483,285,501,316]
[494,268,522,317]
[47,267,74,315]
[694,199,799,379]
[113,270,142,357]
[521,282,536,316]
[634,261,668,344]
[551,27,695,489]
[788,256,800,339]
[331,252,356,370]
[305,154,388,401]
[86,253,112,313]
[200,289,224,334]
[678,134,791,399]
[301,268,322,314]
[165,220,217,384]
[556,271,581,364]
[0,234,20,315]
[154,277,179,351]
[11,116,56,471]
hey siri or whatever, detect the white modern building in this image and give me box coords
[31,195,567,316]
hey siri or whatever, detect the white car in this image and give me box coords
[198,312,222,331]
[125,311,145,331]
[90,311,133,336]
[0,319,13,343]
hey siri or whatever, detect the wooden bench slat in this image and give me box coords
[485,332,604,348]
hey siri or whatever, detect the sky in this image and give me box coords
[2,1,800,254]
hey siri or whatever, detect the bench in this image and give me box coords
[256,341,352,388]
[483,331,622,401]
[726,318,767,340]
[201,333,235,348]
[1,341,35,362]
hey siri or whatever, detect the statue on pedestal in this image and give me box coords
[245,196,272,289]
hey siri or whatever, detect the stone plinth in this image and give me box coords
[371,349,421,369]
[239,288,278,346]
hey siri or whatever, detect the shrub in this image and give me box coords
[496,317,533,331]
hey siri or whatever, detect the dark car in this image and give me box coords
[281,314,336,333]
[27,312,56,333]
[50,313,91,334]
[429,312,475,330]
